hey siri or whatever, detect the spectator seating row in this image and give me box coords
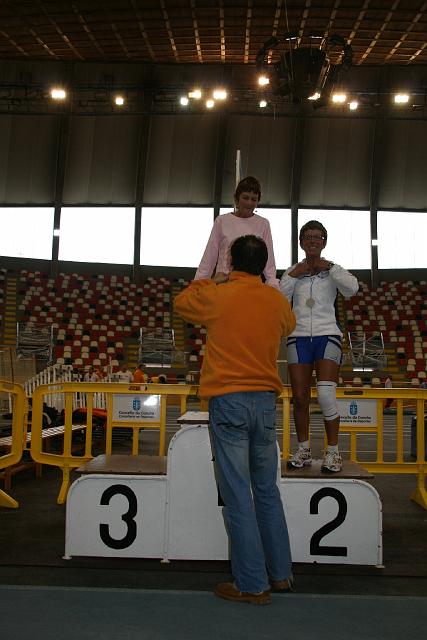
[181,279,427,383]
[12,272,427,383]
[344,280,427,380]
[18,271,176,369]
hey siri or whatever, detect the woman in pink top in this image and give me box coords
[194,176,278,287]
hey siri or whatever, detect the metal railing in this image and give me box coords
[348,331,387,370]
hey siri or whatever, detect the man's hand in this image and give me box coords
[213,272,229,284]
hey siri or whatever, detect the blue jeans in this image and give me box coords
[209,391,292,593]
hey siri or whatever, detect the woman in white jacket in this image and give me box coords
[280,220,358,472]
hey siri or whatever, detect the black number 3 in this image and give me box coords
[99,484,137,549]
[310,487,348,557]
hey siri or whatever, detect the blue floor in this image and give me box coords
[0,585,426,640]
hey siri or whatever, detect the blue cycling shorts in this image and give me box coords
[287,335,343,365]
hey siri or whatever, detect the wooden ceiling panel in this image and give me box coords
[0,1,425,65]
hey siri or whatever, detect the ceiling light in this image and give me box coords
[394,93,409,104]
[179,96,189,106]
[213,89,227,100]
[114,95,124,106]
[258,75,270,86]
[259,100,267,108]
[308,91,321,101]
[50,88,66,100]
[206,99,215,109]
[349,100,358,110]
[188,89,202,99]
[332,93,347,103]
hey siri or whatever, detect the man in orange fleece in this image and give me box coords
[175,235,295,605]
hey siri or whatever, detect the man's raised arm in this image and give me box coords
[174,279,219,325]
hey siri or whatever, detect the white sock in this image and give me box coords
[327,444,339,454]
[298,440,310,450]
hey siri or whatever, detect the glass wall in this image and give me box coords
[5,206,426,272]
[59,208,135,264]
[140,207,214,268]
[0,208,54,259]
[298,210,371,269]
[377,211,427,269]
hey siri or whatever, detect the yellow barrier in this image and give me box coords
[29,382,426,510]
[0,380,27,509]
[279,387,427,509]
[30,382,198,504]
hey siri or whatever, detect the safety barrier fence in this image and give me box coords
[280,387,427,510]
[1,382,426,509]
[30,382,196,503]
[0,380,27,508]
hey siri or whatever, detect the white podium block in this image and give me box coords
[65,417,382,566]
[166,424,229,560]
[280,479,382,565]
[65,475,167,559]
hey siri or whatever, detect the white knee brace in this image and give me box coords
[317,381,339,421]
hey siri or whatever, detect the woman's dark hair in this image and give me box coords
[234,176,262,202]
[230,235,268,275]
[299,220,328,245]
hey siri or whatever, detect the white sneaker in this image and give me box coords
[321,450,343,473]
[287,447,312,469]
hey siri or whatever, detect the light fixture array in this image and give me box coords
[256,73,412,112]
[49,86,125,107]
[0,79,418,116]
[179,87,228,109]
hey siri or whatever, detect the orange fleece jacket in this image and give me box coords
[174,272,296,398]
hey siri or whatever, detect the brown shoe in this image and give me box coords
[270,577,295,593]
[214,582,271,605]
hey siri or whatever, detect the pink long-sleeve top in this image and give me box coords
[194,212,279,288]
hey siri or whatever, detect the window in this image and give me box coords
[140,208,214,267]
[219,207,291,270]
[59,208,135,264]
[298,210,371,269]
[377,211,427,268]
[258,209,292,270]
[0,208,54,259]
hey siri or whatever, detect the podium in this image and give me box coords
[65,412,382,566]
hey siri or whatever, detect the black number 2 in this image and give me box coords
[310,488,348,557]
[99,484,137,549]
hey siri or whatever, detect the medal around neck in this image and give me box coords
[306,297,315,308]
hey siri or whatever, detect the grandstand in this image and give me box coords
[2,266,427,386]
[0,2,426,635]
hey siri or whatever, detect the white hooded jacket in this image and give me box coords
[279,262,358,337]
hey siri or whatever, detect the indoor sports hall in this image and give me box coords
[0,2,426,639]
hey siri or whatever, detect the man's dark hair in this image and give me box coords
[230,235,268,276]
[234,176,262,202]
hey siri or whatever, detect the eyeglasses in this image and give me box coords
[303,234,325,242]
